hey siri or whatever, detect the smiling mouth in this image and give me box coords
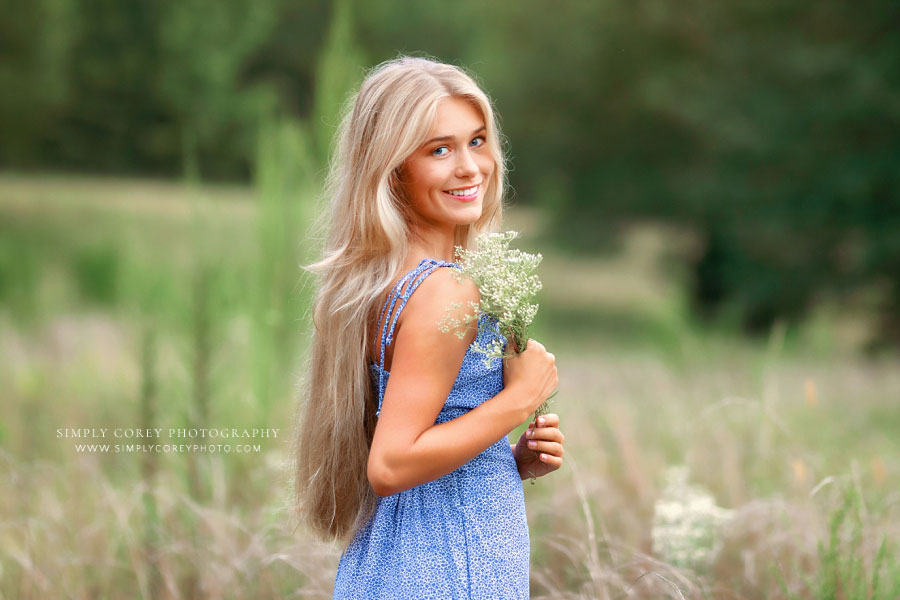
[443,184,480,199]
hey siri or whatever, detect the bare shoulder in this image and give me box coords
[400,266,480,327]
[390,266,480,357]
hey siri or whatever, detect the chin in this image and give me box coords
[452,206,483,226]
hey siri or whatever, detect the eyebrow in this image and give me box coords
[424,125,486,145]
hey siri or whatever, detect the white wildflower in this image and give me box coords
[651,466,734,570]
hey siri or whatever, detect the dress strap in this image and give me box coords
[373,259,459,381]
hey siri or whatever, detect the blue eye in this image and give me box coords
[470,136,486,148]
[432,146,449,157]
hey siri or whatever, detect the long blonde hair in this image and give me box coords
[291,56,507,545]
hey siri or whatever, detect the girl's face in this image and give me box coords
[399,97,495,230]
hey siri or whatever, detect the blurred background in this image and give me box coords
[2,0,898,598]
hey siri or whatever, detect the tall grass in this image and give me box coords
[251,116,316,428]
[773,486,900,600]
[139,324,162,600]
[1,168,898,597]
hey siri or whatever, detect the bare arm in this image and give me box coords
[366,269,534,497]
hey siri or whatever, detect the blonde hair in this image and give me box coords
[291,56,506,544]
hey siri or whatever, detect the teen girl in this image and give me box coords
[293,56,565,599]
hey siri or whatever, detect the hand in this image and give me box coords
[512,413,565,482]
[503,339,558,417]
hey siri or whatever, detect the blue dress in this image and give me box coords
[332,258,530,599]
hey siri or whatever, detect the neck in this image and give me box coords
[407,223,460,264]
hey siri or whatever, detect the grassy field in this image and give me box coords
[1,172,898,599]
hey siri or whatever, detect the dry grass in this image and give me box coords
[2,310,897,598]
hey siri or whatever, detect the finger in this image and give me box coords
[525,441,564,457]
[535,413,559,428]
[539,452,564,468]
[529,427,564,443]
[526,426,561,442]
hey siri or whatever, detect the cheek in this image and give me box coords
[476,154,496,177]
[404,169,446,212]
[402,162,433,199]
[408,162,444,189]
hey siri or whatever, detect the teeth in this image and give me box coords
[447,186,478,196]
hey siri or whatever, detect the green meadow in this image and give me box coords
[1,172,898,599]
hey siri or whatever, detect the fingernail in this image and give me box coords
[528,441,536,448]
[538,417,545,426]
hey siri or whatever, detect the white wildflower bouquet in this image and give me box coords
[437,230,556,418]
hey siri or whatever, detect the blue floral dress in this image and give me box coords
[332,258,530,599]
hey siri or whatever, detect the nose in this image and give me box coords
[455,147,479,178]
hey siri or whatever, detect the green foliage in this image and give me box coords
[71,244,120,305]
[248,0,360,422]
[310,0,366,166]
[0,223,41,320]
[251,117,314,423]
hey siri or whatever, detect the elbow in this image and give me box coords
[367,453,399,498]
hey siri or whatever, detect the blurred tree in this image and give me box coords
[438,0,900,340]
[50,0,168,172]
[0,0,76,165]
[1,0,898,342]
[156,0,281,179]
